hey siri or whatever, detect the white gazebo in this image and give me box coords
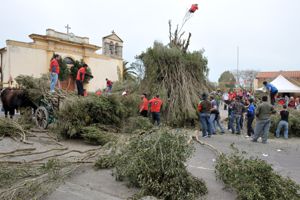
[257,75,300,93]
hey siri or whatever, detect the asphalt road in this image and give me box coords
[44,131,300,200]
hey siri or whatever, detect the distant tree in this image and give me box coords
[218,71,236,90]
[130,58,145,81]
[121,61,137,81]
[232,70,258,89]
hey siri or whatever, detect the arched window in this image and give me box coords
[115,43,119,55]
[109,42,114,55]
[63,57,74,67]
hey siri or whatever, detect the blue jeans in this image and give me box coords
[214,118,225,133]
[231,114,241,134]
[209,114,216,134]
[276,120,288,139]
[199,113,211,137]
[253,119,271,143]
[50,73,58,92]
[151,112,160,125]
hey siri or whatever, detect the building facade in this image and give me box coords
[0,29,124,91]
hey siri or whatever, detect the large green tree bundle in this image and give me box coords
[15,75,49,103]
[96,129,207,199]
[56,95,126,138]
[139,42,210,126]
[216,149,300,200]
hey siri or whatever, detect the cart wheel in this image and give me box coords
[35,106,49,129]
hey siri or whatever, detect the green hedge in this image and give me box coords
[216,151,300,200]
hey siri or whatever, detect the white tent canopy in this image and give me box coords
[257,75,300,93]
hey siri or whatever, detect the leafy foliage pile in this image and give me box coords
[0,159,67,200]
[215,150,300,200]
[58,58,70,81]
[56,95,125,139]
[0,118,28,140]
[270,109,300,137]
[122,116,153,133]
[95,129,207,199]
[139,42,210,126]
[15,75,49,103]
[81,126,116,145]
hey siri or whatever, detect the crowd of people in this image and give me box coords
[198,83,300,144]
[49,54,299,143]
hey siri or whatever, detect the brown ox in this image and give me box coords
[0,88,37,118]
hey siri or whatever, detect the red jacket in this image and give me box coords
[140,97,149,111]
[76,67,86,81]
[107,80,113,87]
[50,59,60,74]
[149,97,163,113]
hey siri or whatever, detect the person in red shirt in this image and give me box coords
[106,78,113,93]
[76,64,88,96]
[49,54,60,93]
[189,4,198,13]
[288,96,296,109]
[149,95,163,125]
[139,93,149,117]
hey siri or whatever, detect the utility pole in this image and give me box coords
[237,46,240,86]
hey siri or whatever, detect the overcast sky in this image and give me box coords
[1,0,299,81]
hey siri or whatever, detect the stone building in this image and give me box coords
[0,29,124,91]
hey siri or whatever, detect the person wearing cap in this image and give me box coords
[263,81,278,105]
[198,93,212,137]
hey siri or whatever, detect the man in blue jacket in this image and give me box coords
[263,81,278,105]
[246,98,255,137]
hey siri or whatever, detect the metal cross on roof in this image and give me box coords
[65,24,71,34]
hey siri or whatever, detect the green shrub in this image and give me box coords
[81,126,115,145]
[56,95,125,138]
[96,129,207,199]
[215,150,300,200]
[95,154,118,169]
[123,116,153,133]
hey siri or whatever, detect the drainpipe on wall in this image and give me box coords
[0,51,2,84]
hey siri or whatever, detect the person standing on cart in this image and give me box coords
[49,54,61,93]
